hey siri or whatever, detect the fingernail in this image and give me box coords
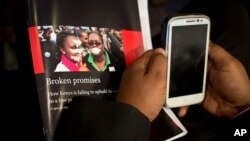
[155,48,167,57]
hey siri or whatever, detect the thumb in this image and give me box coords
[127,49,154,75]
[146,48,167,82]
[209,42,236,69]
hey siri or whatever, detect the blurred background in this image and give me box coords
[1,0,45,140]
[1,0,249,141]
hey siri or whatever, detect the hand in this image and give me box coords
[117,48,167,121]
[203,43,250,118]
[179,43,250,118]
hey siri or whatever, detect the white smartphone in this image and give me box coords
[163,14,210,108]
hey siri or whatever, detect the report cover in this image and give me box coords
[26,0,187,140]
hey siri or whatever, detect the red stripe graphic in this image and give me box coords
[28,27,44,74]
[121,30,144,66]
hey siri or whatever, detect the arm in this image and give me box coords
[54,96,150,141]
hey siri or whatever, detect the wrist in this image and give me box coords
[117,101,152,121]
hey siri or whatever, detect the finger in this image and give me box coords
[208,42,236,68]
[146,48,167,77]
[178,106,189,118]
[127,49,154,73]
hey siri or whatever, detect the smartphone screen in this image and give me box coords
[169,24,208,98]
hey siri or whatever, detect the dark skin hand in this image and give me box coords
[179,43,250,118]
[117,48,167,121]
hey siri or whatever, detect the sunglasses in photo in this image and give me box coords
[88,41,102,46]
